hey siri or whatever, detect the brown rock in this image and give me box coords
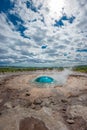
[25,93,31,96]
[25,102,32,108]
[31,104,36,109]
[61,99,68,103]
[33,98,42,105]
[19,117,49,130]
[66,119,75,124]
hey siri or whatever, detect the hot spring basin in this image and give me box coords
[35,76,54,83]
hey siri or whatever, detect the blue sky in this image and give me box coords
[0,0,87,67]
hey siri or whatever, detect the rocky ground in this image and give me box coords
[0,71,87,130]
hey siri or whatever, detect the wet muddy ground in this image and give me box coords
[0,71,87,130]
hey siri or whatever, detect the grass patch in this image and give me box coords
[0,66,87,73]
[0,67,64,73]
[73,66,87,73]
[0,67,38,73]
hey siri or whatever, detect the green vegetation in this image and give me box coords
[73,66,87,73]
[0,67,38,73]
[0,66,64,73]
[0,66,87,73]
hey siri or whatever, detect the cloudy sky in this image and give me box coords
[0,0,87,67]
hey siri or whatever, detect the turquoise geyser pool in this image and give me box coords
[35,76,54,83]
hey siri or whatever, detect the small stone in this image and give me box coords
[31,104,36,109]
[50,99,55,104]
[33,98,42,105]
[4,102,12,109]
[67,92,73,98]
[41,102,46,107]
[24,101,32,108]
[41,100,50,107]
[25,93,30,96]
[12,104,16,108]
[66,119,75,124]
[35,105,42,110]
[50,100,56,105]
[62,108,66,112]
[61,99,68,103]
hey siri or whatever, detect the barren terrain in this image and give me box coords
[0,71,87,130]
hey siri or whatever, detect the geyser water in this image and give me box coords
[33,68,72,87]
[35,76,54,83]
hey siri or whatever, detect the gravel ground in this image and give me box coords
[0,71,87,130]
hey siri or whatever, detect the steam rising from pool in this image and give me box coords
[51,68,72,85]
[32,68,72,87]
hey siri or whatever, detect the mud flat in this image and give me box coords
[0,71,87,130]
